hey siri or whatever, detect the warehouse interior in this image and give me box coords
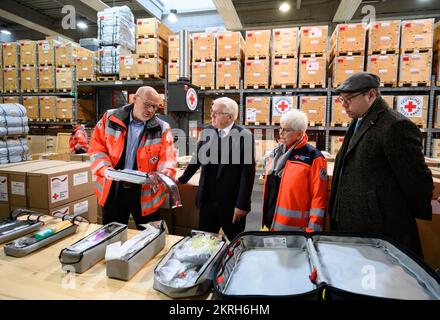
[0,0,440,301]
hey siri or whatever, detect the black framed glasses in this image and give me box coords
[337,91,366,105]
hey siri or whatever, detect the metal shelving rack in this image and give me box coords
[200,76,440,156]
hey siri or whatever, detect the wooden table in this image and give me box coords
[0,223,191,300]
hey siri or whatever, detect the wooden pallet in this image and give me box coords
[58,88,73,93]
[97,75,118,81]
[119,76,138,81]
[39,88,56,92]
[21,89,39,93]
[39,63,54,67]
[77,77,96,82]
[4,65,19,68]
[331,122,350,127]
[56,64,74,68]
[270,84,297,89]
[309,122,325,127]
[299,52,325,58]
[398,81,431,87]
[137,53,163,59]
[136,74,164,80]
[273,53,297,59]
[380,82,397,88]
[4,90,20,93]
[21,64,38,68]
[216,85,240,90]
[333,50,365,57]
[400,48,432,54]
[137,34,164,40]
[245,84,269,89]
[245,55,269,60]
[56,119,73,123]
[198,86,215,90]
[217,57,242,61]
[368,49,399,55]
[193,58,215,63]
[169,59,179,63]
[245,122,270,126]
[298,83,326,89]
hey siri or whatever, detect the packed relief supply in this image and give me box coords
[0,104,29,138]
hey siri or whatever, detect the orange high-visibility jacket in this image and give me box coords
[69,125,89,153]
[262,135,328,232]
[88,104,177,216]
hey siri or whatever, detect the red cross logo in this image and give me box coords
[189,93,195,106]
[404,101,417,113]
[278,101,289,112]
[52,193,59,200]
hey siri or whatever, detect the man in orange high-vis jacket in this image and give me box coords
[88,86,176,228]
[262,110,328,232]
[69,121,89,154]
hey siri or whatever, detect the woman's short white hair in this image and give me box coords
[213,97,238,120]
[280,109,308,132]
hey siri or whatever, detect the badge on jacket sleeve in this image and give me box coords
[150,155,159,165]
[320,168,328,181]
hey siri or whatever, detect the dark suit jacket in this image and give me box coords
[178,124,256,212]
[329,96,433,256]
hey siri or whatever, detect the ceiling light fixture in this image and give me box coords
[77,20,88,30]
[168,9,178,23]
[279,2,291,12]
[0,24,11,35]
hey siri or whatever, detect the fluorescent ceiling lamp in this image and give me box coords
[1,29,11,35]
[333,0,362,22]
[77,21,88,29]
[279,2,291,12]
[168,9,178,23]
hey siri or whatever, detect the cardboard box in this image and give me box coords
[38,40,55,66]
[136,57,164,78]
[330,23,367,57]
[300,26,328,54]
[136,38,168,59]
[20,66,38,92]
[1,160,68,207]
[368,20,401,53]
[55,42,78,67]
[38,66,56,91]
[136,18,172,41]
[27,162,94,210]
[168,34,191,62]
[69,153,91,162]
[271,96,298,125]
[398,52,432,85]
[3,96,19,104]
[366,54,398,86]
[30,194,98,223]
[299,96,326,125]
[244,58,269,88]
[401,19,434,52]
[330,135,345,155]
[77,99,95,122]
[119,54,138,79]
[192,61,215,89]
[298,57,326,87]
[2,42,19,67]
[56,98,74,121]
[22,96,39,119]
[168,62,181,82]
[382,95,394,109]
[396,95,428,127]
[31,152,71,161]
[216,61,241,89]
[330,55,365,88]
[272,28,299,58]
[435,96,440,128]
[331,96,350,125]
[0,203,9,219]
[245,96,270,125]
[192,33,215,61]
[3,67,19,92]
[217,31,245,60]
[76,48,96,81]
[27,135,57,154]
[434,52,440,85]
[19,40,38,66]
[435,21,440,53]
[271,58,297,88]
[56,67,74,91]
[245,30,271,57]
[417,206,440,269]
[39,96,56,120]
[254,139,277,162]
[0,161,34,205]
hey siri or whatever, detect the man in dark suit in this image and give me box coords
[329,72,433,257]
[177,97,256,241]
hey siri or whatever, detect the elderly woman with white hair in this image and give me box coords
[262,109,328,232]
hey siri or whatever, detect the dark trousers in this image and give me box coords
[199,202,246,241]
[102,182,160,230]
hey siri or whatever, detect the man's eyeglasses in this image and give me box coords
[211,110,230,117]
[337,91,366,105]
[136,95,160,110]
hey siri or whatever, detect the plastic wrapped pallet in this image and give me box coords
[0,138,29,164]
[97,6,135,52]
[98,45,131,74]
[0,104,29,138]
[79,38,100,52]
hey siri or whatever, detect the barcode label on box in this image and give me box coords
[73,172,88,186]
[74,200,89,215]
[51,175,69,204]
[11,181,25,196]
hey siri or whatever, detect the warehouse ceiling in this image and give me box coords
[0,0,439,41]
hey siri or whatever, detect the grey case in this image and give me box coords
[106,222,166,281]
[4,223,78,258]
[153,230,227,298]
[59,222,128,274]
[0,218,42,244]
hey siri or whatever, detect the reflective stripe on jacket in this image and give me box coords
[262,134,328,232]
[88,104,177,216]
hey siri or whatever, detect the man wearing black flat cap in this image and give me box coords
[328,72,433,257]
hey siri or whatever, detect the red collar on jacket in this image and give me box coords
[286,133,309,151]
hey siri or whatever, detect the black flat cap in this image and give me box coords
[334,72,380,93]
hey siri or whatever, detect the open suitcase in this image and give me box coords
[106,221,167,281]
[59,222,128,273]
[154,230,227,298]
[0,209,44,243]
[213,231,440,300]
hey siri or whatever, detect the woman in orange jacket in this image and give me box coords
[262,109,328,232]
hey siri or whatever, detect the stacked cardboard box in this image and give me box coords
[56,98,74,121]
[367,54,399,87]
[168,34,191,82]
[245,58,270,89]
[329,23,367,58]
[299,96,326,126]
[298,57,326,88]
[55,42,78,67]
[19,40,38,67]
[37,40,55,66]
[272,96,298,125]
[396,95,428,128]
[27,135,57,154]
[192,61,215,89]
[22,96,39,120]
[329,55,365,88]
[245,30,271,58]
[2,42,19,67]
[331,96,350,126]
[20,67,38,93]
[382,95,395,109]
[119,54,138,79]
[3,96,19,104]
[271,58,297,88]
[136,57,164,79]
[401,19,434,53]
[39,96,57,121]
[399,52,432,87]
[56,67,74,91]
[3,68,19,93]
[136,18,171,41]
[300,26,328,55]
[216,61,241,89]
[245,96,270,125]
[272,28,299,58]
[39,66,56,91]
[216,31,244,89]
[193,33,216,62]
[330,135,345,155]
[368,20,401,54]
[76,47,97,81]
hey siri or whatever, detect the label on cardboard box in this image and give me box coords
[415,35,424,41]
[51,175,69,203]
[347,38,356,42]
[311,40,319,44]
[306,61,319,71]
[380,36,391,41]
[0,176,8,201]
[42,43,50,51]
[345,70,354,74]
[73,172,88,186]
[74,200,89,215]
[308,110,318,114]
[310,28,322,38]
[11,181,25,196]
[381,22,390,27]
[124,57,133,65]
[254,44,262,48]
[379,69,388,74]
